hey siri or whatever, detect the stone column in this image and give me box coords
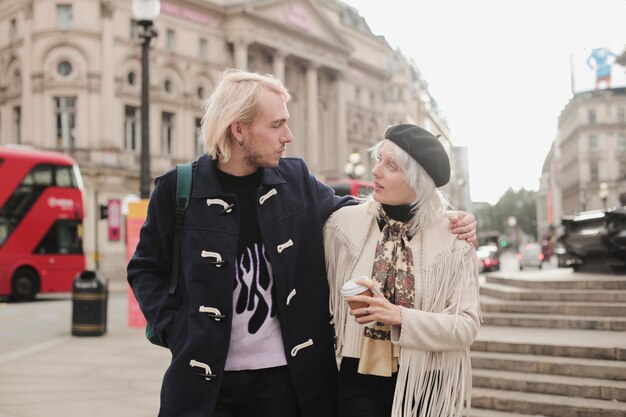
[273,50,286,84]
[100,0,114,146]
[306,63,319,172]
[20,2,33,145]
[234,39,249,70]
[336,72,347,175]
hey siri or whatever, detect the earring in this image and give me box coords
[238,140,244,147]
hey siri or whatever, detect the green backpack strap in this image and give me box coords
[169,163,193,295]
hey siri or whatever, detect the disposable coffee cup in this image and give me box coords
[341,276,373,316]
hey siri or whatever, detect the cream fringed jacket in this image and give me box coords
[324,200,481,417]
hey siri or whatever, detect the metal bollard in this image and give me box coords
[71,270,108,336]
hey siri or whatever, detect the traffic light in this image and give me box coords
[500,239,508,248]
[99,204,108,220]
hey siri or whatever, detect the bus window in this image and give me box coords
[20,164,54,187]
[35,220,83,255]
[55,165,77,187]
[0,215,12,246]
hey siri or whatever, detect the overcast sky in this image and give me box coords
[342,0,626,204]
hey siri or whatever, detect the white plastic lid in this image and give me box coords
[340,275,372,297]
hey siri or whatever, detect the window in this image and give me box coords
[590,161,599,182]
[588,109,596,125]
[127,71,136,86]
[35,220,83,254]
[199,38,208,60]
[162,112,174,154]
[618,108,625,122]
[54,97,77,149]
[130,19,139,40]
[197,86,204,100]
[166,29,175,51]
[195,118,203,156]
[618,135,626,153]
[163,79,172,94]
[588,135,598,154]
[9,18,16,41]
[56,4,72,29]
[620,159,626,179]
[124,105,139,152]
[13,106,21,144]
[57,61,73,76]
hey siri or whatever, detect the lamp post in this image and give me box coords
[132,0,160,199]
[599,182,609,210]
[344,151,366,179]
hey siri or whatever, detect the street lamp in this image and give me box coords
[132,0,160,199]
[344,151,366,179]
[599,182,609,210]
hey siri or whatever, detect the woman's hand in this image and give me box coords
[446,211,478,247]
[346,279,402,326]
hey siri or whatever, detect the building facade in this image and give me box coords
[0,0,470,280]
[537,88,626,238]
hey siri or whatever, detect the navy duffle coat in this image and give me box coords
[127,155,353,417]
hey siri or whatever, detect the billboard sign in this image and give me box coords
[570,45,626,95]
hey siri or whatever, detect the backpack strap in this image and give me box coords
[169,163,193,295]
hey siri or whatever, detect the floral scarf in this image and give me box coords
[358,209,415,376]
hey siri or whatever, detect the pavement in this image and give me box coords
[0,281,169,417]
[1,271,625,417]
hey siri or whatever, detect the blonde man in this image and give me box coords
[128,70,477,417]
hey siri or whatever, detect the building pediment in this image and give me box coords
[229,0,352,55]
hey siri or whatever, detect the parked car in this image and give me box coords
[476,245,500,273]
[517,242,544,270]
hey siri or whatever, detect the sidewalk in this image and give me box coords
[0,285,170,417]
[1,276,625,417]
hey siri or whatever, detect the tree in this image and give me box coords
[475,188,538,243]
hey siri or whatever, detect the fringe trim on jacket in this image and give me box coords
[324,201,481,417]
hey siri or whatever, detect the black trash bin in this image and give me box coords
[71,270,108,336]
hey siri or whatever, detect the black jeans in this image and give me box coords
[213,365,300,417]
[337,358,397,417]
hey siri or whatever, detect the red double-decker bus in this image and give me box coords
[327,179,374,198]
[0,146,86,300]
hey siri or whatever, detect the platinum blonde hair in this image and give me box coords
[201,69,290,161]
[367,139,450,236]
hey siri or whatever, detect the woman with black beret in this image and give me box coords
[324,124,481,417]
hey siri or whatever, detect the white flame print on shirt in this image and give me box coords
[234,243,277,334]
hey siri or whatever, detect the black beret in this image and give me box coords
[384,124,451,187]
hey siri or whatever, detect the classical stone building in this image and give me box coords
[0,0,469,280]
[537,88,626,238]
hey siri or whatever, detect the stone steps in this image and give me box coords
[481,312,626,331]
[472,388,626,417]
[479,282,626,302]
[473,368,626,401]
[473,272,626,416]
[480,295,626,316]
[485,273,626,290]
[471,350,626,381]
[470,408,543,417]
[472,329,626,360]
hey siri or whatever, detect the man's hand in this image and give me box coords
[446,211,478,247]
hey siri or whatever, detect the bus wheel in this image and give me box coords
[11,269,39,301]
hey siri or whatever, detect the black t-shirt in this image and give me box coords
[215,168,263,255]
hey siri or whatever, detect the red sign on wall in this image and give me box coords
[107,199,121,241]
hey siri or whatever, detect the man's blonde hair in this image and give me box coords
[201,69,290,161]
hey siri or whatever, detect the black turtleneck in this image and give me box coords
[377,203,416,237]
